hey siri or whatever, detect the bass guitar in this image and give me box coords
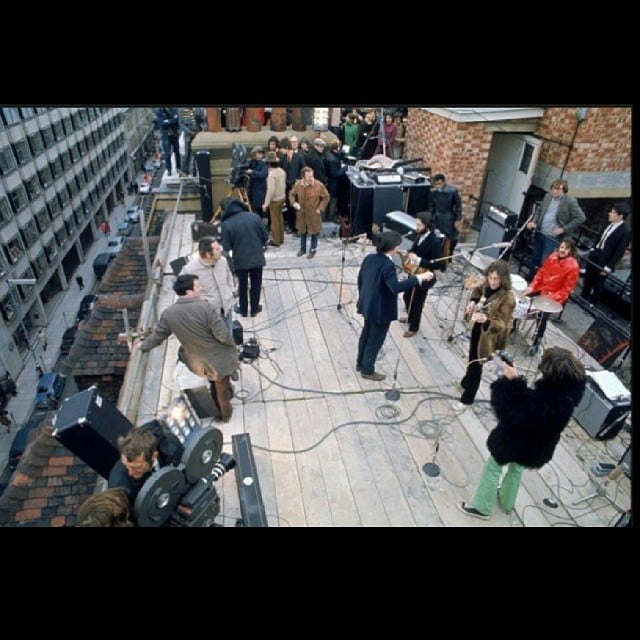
[397,249,431,276]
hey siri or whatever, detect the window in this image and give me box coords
[28,132,45,156]
[58,186,70,207]
[60,150,72,170]
[69,144,79,163]
[48,198,61,218]
[4,235,25,265]
[68,179,78,197]
[11,140,31,165]
[72,111,82,129]
[0,146,17,175]
[519,143,535,174]
[19,107,35,119]
[34,207,50,233]
[8,185,28,213]
[38,165,53,188]
[73,208,83,226]
[1,108,22,126]
[41,126,55,148]
[50,155,63,178]
[52,120,64,140]
[20,220,39,247]
[25,175,41,200]
[62,116,73,135]
[54,226,68,247]
[0,195,13,225]
[31,253,48,278]
[44,238,57,263]
[1,293,16,322]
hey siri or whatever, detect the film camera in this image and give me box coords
[134,395,237,527]
[227,142,251,187]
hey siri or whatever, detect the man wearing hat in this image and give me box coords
[262,151,287,246]
[304,138,328,186]
[246,146,268,214]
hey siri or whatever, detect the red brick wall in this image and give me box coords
[406,108,493,221]
[535,107,631,173]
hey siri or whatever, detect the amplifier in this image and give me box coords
[403,172,426,183]
[572,376,631,440]
[384,210,416,251]
[374,173,403,185]
[52,386,133,478]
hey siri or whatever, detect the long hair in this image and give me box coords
[75,488,134,527]
[484,259,512,290]
[538,346,586,385]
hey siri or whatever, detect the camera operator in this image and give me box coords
[108,420,184,505]
[246,146,268,214]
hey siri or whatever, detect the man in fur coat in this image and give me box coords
[458,346,586,519]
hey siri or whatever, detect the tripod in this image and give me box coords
[212,186,251,222]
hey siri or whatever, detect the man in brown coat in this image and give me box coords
[289,166,330,259]
[139,274,239,422]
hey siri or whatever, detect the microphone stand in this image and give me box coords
[337,233,366,311]
[497,213,534,263]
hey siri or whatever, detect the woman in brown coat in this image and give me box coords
[460,260,516,405]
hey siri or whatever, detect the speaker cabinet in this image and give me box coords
[373,186,404,230]
[52,386,133,478]
[571,377,631,440]
[477,206,518,259]
[195,151,213,221]
[405,183,431,216]
[349,181,374,236]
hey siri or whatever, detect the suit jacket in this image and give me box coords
[532,193,585,236]
[140,297,238,380]
[409,231,444,290]
[357,253,420,324]
[591,222,630,272]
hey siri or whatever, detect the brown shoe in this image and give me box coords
[403,330,416,338]
[399,316,408,323]
[361,371,386,381]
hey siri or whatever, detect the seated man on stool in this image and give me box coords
[522,238,580,356]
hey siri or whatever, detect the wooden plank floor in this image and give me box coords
[135,213,631,527]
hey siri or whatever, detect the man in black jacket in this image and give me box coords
[221,198,269,317]
[457,347,586,519]
[399,212,443,338]
[356,230,432,381]
[580,202,631,306]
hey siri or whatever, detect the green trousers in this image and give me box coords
[472,455,524,516]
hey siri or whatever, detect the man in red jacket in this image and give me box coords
[522,238,579,356]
